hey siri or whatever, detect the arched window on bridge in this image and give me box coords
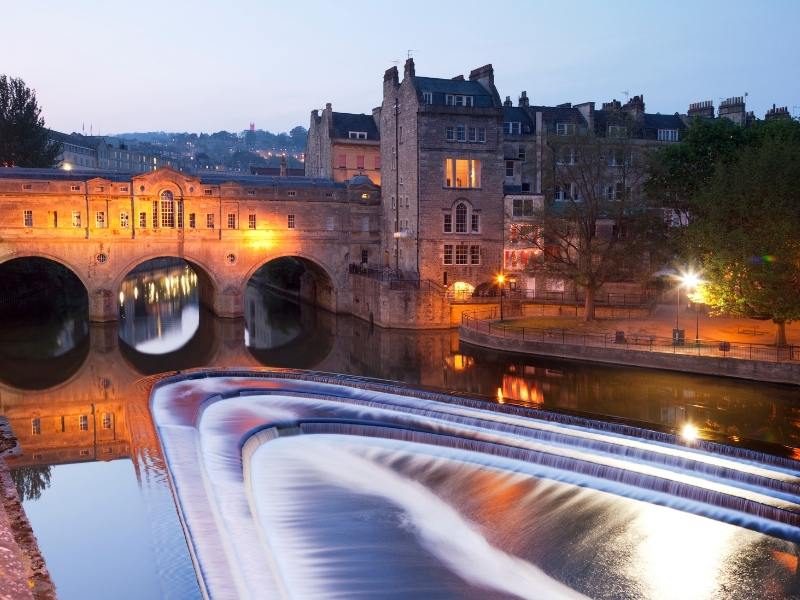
[160,190,175,228]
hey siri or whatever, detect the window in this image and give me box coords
[554,186,568,201]
[79,415,89,431]
[608,150,631,167]
[72,211,81,227]
[518,146,526,160]
[456,125,466,141]
[391,196,396,209]
[505,160,515,177]
[287,191,296,197]
[356,155,365,169]
[247,190,255,196]
[374,155,381,169]
[522,182,531,192]
[248,214,256,229]
[443,244,454,265]
[102,413,112,429]
[361,217,369,232]
[227,213,236,229]
[189,213,196,228]
[52,211,58,228]
[455,244,468,265]
[119,185,129,192]
[443,214,452,233]
[443,158,481,188]
[556,122,576,136]
[152,200,158,228]
[95,211,106,228]
[503,122,522,135]
[607,125,627,138]
[31,418,41,435]
[445,94,473,107]
[513,198,535,217]
[455,203,467,233]
[287,214,295,229]
[478,128,486,143]
[204,188,213,195]
[337,154,347,168]
[470,245,481,265]
[422,91,433,104]
[348,131,367,139]
[557,147,576,165]
[23,210,33,227]
[658,128,679,142]
[325,215,335,230]
[471,213,480,233]
[120,211,129,228]
[361,249,369,264]
[160,191,175,227]
[139,212,147,228]
[70,185,80,191]
[206,213,215,229]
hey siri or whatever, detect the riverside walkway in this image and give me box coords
[460,306,800,385]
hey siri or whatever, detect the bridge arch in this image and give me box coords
[243,253,340,313]
[0,252,90,291]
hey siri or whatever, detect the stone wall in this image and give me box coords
[349,274,450,329]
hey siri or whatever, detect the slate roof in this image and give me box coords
[414,76,497,108]
[331,112,379,141]
[0,167,344,188]
[502,106,536,134]
[593,110,687,139]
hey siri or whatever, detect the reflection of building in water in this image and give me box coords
[118,264,199,351]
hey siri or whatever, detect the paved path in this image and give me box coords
[508,304,797,346]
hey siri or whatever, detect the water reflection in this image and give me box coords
[0,272,799,599]
[118,261,199,354]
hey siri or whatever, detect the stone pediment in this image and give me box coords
[133,167,200,188]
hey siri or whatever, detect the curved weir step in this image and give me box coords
[150,370,800,600]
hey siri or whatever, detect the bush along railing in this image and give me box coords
[461,310,799,363]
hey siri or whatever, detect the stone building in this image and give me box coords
[49,130,184,173]
[379,58,505,294]
[305,104,381,185]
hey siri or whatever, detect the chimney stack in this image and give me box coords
[518,91,529,107]
[503,96,513,107]
[718,96,747,125]
[279,154,287,177]
[765,104,791,121]
[404,57,415,79]
[688,100,715,119]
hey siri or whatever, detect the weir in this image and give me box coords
[151,371,800,600]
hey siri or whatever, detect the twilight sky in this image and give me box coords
[3,0,798,135]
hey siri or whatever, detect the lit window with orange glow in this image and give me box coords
[444,159,481,188]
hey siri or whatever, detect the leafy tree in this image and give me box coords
[524,130,667,320]
[687,122,800,346]
[0,75,61,167]
[289,125,307,147]
[646,118,745,226]
[11,466,52,501]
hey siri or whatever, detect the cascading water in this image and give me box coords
[151,371,800,599]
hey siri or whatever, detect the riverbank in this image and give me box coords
[0,419,56,600]
[460,316,800,385]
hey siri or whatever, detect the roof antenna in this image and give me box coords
[407,49,414,59]
[621,91,630,101]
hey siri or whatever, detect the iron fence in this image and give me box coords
[462,309,799,363]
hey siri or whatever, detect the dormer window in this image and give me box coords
[657,128,679,142]
[445,94,474,107]
[422,91,433,104]
[348,131,368,139]
[607,125,627,138]
[556,123,576,136]
[503,122,522,135]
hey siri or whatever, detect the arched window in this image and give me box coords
[455,202,467,233]
[160,190,175,228]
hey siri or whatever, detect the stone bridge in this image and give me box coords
[0,167,382,320]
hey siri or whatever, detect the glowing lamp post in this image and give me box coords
[674,270,702,346]
[496,274,506,321]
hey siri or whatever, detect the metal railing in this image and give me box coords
[348,264,444,293]
[461,309,799,363]
[449,289,655,307]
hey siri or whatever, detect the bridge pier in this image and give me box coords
[212,287,244,319]
[89,288,118,322]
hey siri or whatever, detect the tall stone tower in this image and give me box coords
[379,58,504,290]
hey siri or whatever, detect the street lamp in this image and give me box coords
[675,270,702,345]
[496,273,506,321]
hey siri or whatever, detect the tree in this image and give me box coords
[686,121,800,346]
[0,75,61,167]
[11,466,52,501]
[525,129,667,320]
